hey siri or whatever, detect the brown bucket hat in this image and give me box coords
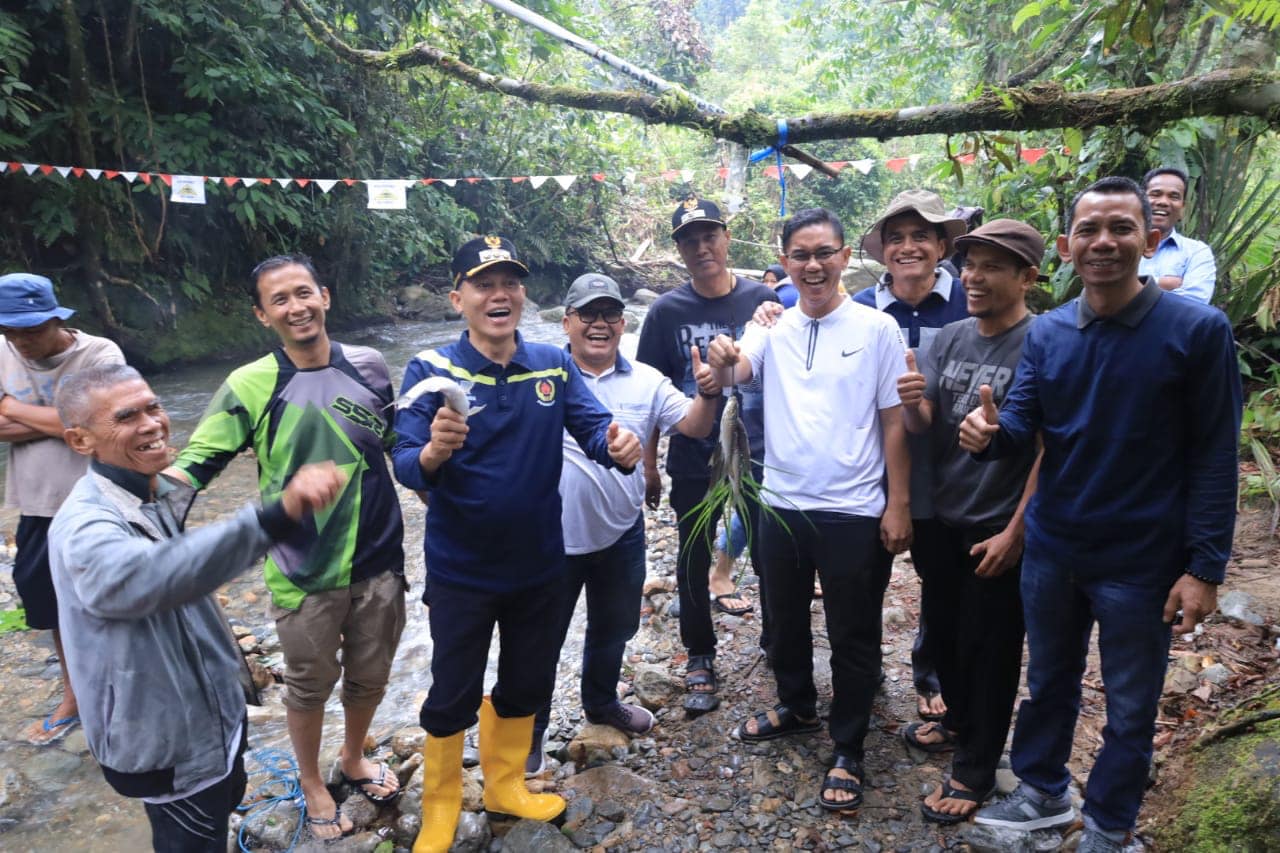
[860,189,968,263]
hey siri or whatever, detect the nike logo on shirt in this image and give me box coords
[841,347,863,357]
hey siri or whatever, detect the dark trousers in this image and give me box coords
[144,738,247,852]
[540,517,646,727]
[670,477,723,657]
[761,509,892,761]
[909,519,942,697]
[420,576,564,736]
[1010,553,1173,832]
[914,520,1025,791]
[14,515,58,630]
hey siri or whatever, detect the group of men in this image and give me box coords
[0,163,1238,853]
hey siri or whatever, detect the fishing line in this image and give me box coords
[237,748,306,853]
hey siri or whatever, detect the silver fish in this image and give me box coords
[707,394,750,507]
[394,376,486,420]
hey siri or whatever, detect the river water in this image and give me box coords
[0,307,643,851]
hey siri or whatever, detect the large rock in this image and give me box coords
[629,288,661,305]
[499,819,576,852]
[451,811,492,852]
[566,724,630,767]
[397,286,458,321]
[563,764,660,801]
[391,726,426,759]
[633,664,682,711]
[539,306,566,323]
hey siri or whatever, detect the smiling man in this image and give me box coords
[0,272,125,746]
[170,255,407,840]
[393,237,642,853]
[709,207,911,815]
[1137,166,1216,303]
[856,190,970,727]
[526,272,720,772]
[960,178,1241,852]
[50,363,344,852]
[636,196,780,714]
[898,219,1044,824]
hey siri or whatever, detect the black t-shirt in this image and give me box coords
[636,276,779,480]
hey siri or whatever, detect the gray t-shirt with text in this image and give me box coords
[924,315,1037,529]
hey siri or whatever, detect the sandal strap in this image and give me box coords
[822,776,860,793]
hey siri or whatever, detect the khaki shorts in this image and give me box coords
[273,570,408,712]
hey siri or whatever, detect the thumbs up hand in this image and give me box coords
[897,348,926,409]
[958,384,1002,453]
[607,421,642,469]
[691,345,722,398]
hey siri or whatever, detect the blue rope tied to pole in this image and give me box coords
[237,748,306,853]
[748,119,789,216]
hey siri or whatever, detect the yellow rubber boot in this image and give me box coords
[413,731,465,853]
[478,696,566,823]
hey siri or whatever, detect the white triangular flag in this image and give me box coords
[242,177,259,187]
[680,169,694,183]
[121,171,138,183]
[529,176,549,189]
[171,175,207,205]
[851,159,874,175]
[367,179,407,210]
[441,179,457,188]
[21,163,38,175]
[553,175,576,190]
[86,168,102,180]
[275,178,292,189]
[55,166,72,178]
[788,164,812,181]
[316,179,338,193]
[908,154,922,169]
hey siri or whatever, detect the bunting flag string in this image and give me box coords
[0,146,1064,208]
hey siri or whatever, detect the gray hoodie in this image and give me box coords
[50,463,277,798]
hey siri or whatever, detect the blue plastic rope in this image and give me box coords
[747,119,790,216]
[237,748,306,853]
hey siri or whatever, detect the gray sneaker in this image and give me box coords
[974,784,1075,831]
[1077,828,1127,853]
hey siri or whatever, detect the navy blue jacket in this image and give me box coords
[982,282,1241,583]
[392,332,616,593]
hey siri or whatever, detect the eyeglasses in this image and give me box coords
[572,307,625,324]
[784,247,844,264]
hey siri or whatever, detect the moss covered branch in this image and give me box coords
[287,0,1280,144]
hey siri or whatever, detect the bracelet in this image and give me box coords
[697,389,721,400]
[1184,568,1221,585]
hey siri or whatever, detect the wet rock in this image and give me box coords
[397,287,457,322]
[295,830,386,852]
[539,306,566,324]
[238,634,259,652]
[632,665,681,711]
[392,726,426,759]
[243,807,302,850]
[0,767,25,808]
[563,794,594,829]
[564,764,659,801]
[452,811,492,852]
[60,728,89,755]
[499,818,576,852]
[22,748,81,792]
[247,659,275,691]
[958,823,1064,852]
[394,812,421,847]
[567,724,629,767]
[342,792,379,830]
[629,288,661,305]
[397,751,423,788]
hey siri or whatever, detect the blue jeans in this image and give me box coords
[717,511,748,559]
[543,516,647,719]
[1010,554,1173,832]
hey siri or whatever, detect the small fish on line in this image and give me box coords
[391,376,486,420]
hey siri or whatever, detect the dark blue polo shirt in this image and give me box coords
[982,281,1242,583]
[853,268,969,348]
[392,331,617,594]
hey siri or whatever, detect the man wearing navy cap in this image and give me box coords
[0,272,124,745]
[636,196,780,714]
[393,237,643,853]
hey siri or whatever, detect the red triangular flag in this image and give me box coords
[72,167,85,178]
[139,172,152,185]
[956,153,976,165]
[885,158,908,173]
[509,176,526,184]
[259,177,273,185]
[829,161,849,172]
[463,177,480,184]
[763,165,780,179]
[591,173,606,182]
[159,174,172,186]
[342,178,355,186]
[38,164,54,175]
[7,162,19,173]
[661,170,679,182]
[716,168,728,179]
[1020,148,1048,165]
[105,169,121,180]
[223,176,240,187]
[295,178,310,188]
[421,178,437,185]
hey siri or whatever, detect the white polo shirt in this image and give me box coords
[561,351,691,554]
[739,297,903,515]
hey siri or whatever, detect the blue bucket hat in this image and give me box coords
[0,274,76,328]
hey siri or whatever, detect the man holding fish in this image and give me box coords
[170,254,407,839]
[708,207,911,814]
[392,236,643,853]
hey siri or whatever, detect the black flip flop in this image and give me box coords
[920,778,995,825]
[901,721,957,754]
[712,593,752,616]
[819,755,863,812]
[341,762,402,804]
[683,654,720,715]
[735,704,821,743]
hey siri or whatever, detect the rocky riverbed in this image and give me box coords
[0,449,1277,852]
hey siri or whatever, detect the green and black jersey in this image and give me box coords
[175,342,405,609]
